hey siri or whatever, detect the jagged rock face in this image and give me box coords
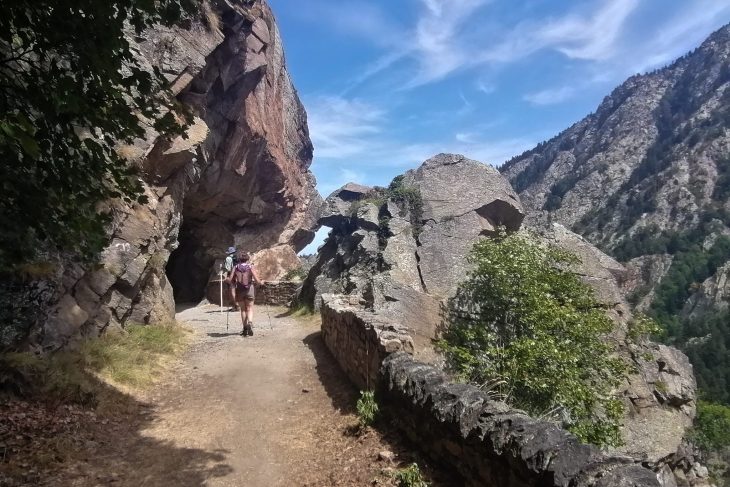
[38,0,320,350]
[501,24,730,404]
[300,153,525,359]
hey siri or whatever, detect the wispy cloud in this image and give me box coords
[306,96,386,159]
[523,86,575,106]
[627,0,730,74]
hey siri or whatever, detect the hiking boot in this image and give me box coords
[239,328,246,336]
[245,324,254,336]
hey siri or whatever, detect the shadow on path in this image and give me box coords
[302,331,357,415]
[1,372,233,486]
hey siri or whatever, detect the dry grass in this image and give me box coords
[81,322,190,390]
[0,322,191,404]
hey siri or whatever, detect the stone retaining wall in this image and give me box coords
[206,280,300,307]
[381,352,662,487]
[320,292,664,487]
[320,294,413,391]
[255,281,300,306]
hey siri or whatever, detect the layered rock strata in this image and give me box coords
[34,0,320,350]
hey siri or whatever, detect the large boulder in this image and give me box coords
[299,153,525,360]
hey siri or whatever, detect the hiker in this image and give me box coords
[232,252,262,336]
[224,246,239,310]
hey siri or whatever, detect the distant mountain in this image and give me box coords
[502,24,730,403]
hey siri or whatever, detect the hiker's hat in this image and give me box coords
[227,246,236,254]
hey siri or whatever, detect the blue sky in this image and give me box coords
[268,0,730,253]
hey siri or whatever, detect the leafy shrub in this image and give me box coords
[355,390,379,427]
[388,175,424,237]
[0,0,198,274]
[438,231,627,447]
[692,401,730,486]
[627,314,663,343]
[394,463,429,487]
[694,401,730,452]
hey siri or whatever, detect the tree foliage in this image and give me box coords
[0,0,198,273]
[438,231,627,447]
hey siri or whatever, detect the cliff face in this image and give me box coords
[35,0,321,350]
[501,24,730,402]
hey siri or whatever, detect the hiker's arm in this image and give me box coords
[251,268,262,285]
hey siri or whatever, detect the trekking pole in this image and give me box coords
[219,265,224,316]
[264,283,273,331]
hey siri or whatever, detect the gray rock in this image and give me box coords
[300,154,523,356]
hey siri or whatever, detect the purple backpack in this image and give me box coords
[233,263,253,291]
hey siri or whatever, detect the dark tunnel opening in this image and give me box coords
[166,221,215,305]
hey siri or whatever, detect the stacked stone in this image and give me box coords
[255,281,300,306]
[320,294,413,391]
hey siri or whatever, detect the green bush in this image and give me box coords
[394,463,429,487]
[627,314,663,343]
[693,401,730,452]
[438,231,627,447]
[356,390,379,427]
[388,175,424,237]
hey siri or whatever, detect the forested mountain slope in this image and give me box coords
[501,24,730,403]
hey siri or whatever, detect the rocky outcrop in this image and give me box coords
[299,153,524,358]
[307,153,703,483]
[501,23,730,405]
[33,0,320,350]
[533,224,698,467]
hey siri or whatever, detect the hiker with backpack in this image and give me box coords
[231,252,262,336]
[223,246,238,311]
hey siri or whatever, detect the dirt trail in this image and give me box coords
[149,303,359,486]
[2,303,453,486]
[101,303,451,486]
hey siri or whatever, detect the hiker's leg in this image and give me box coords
[245,299,254,325]
[239,304,247,328]
[229,281,238,310]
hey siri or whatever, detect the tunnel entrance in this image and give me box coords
[166,222,215,304]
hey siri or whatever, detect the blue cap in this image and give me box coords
[227,246,236,254]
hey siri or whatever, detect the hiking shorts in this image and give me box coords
[235,284,255,302]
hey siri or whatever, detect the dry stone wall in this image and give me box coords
[205,280,300,307]
[319,293,698,487]
[320,294,413,391]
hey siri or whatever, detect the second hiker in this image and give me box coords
[231,252,262,336]
[224,246,238,311]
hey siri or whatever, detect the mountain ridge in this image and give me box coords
[501,23,730,403]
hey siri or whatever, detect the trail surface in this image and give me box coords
[3,303,451,486]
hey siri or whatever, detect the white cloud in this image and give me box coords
[523,86,575,106]
[542,0,639,61]
[627,0,730,74]
[476,78,496,94]
[306,96,385,159]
